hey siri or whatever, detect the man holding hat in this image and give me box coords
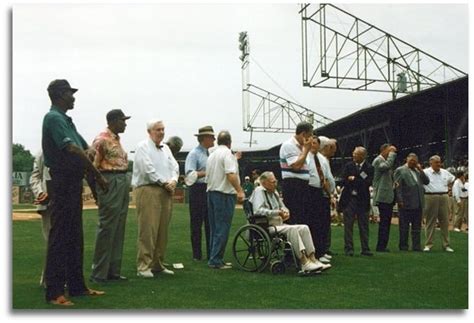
[42,79,108,305]
[184,126,216,261]
[90,109,131,283]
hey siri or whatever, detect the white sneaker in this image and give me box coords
[454,228,461,232]
[157,268,175,275]
[423,246,431,252]
[445,246,454,253]
[323,253,333,260]
[301,261,319,272]
[319,256,331,264]
[313,260,332,271]
[137,269,154,278]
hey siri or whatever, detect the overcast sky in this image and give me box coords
[12,3,469,156]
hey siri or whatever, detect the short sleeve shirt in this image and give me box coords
[42,106,88,172]
[206,145,239,194]
[279,136,310,180]
[185,145,208,184]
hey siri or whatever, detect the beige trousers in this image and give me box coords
[454,198,468,230]
[274,224,315,259]
[135,185,173,272]
[424,194,450,249]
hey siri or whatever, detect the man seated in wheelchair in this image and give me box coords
[249,171,331,273]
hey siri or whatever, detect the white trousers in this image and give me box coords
[273,224,315,259]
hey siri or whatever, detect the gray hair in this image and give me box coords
[429,155,441,162]
[166,136,183,149]
[259,171,275,182]
[146,119,164,131]
[318,136,330,150]
[217,130,232,146]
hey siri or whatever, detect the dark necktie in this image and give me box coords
[356,163,361,172]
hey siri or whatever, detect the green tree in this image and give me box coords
[12,143,34,172]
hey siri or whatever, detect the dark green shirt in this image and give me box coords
[42,105,88,172]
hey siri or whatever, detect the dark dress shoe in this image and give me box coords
[361,251,374,256]
[108,275,128,281]
[345,251,354,256]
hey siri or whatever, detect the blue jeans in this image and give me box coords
[207,191,236,266]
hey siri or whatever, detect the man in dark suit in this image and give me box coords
[339,146,374,256]
[394,153,430,251]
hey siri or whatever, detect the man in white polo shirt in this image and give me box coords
[423,155,455,252]
[279,121,313,225]
[206,130,245,269]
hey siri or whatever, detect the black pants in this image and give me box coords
[306,187,327,257]
[281,178,309,225]
[343,198,370,253]
[376,202,393,251]
[45,170,87,301]
[399,208,422,251]
[189,183,210,260]
[322,196,332,253]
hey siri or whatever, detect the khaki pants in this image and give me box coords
[135,185,173,272]
[424,194,450,249]
[454,198,468,230]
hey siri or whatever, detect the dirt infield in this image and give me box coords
[12,212,42,221]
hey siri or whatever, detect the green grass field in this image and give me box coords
[12,204,468,309]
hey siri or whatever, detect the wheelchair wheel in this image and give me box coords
[232,224,271,272]
[270,260,286,275]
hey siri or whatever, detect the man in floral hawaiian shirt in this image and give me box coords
[90,109,131,283]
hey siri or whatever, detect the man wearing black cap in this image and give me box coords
[42,79,108,305]
[89,109,131,283]
[184,126,216,261]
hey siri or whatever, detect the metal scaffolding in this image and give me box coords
[300,3,467,99]
[239,32,333,141]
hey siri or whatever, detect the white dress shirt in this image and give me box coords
[206,145,239,194]
[308,152,335,194]
[423,167,455,193]
[131,138,179,188]
[452,179,468,203]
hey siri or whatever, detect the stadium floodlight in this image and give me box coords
[238,31,249,62]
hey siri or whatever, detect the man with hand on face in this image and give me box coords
[372,143,397,253]
[132,119,179,278]
[394,153,429,251]
[42,79,108,306]
[279,121,313,225]
[89,109,131,283]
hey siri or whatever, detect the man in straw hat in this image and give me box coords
[184,126,216,261]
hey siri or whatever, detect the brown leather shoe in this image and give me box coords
[48,295,74,306]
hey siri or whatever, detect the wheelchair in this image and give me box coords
[231,200,317,275]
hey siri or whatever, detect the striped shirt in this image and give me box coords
[279,136,310,180]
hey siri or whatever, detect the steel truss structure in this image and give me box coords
[300,3,467,98]
[239,32,333,138]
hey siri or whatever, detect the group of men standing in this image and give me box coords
[279,121,462,263]
[32,79,465,306]
[37,78,247,306]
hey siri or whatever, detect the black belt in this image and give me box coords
[425,192,448,195]
[100,170,128,174]
[461,197,468,199]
